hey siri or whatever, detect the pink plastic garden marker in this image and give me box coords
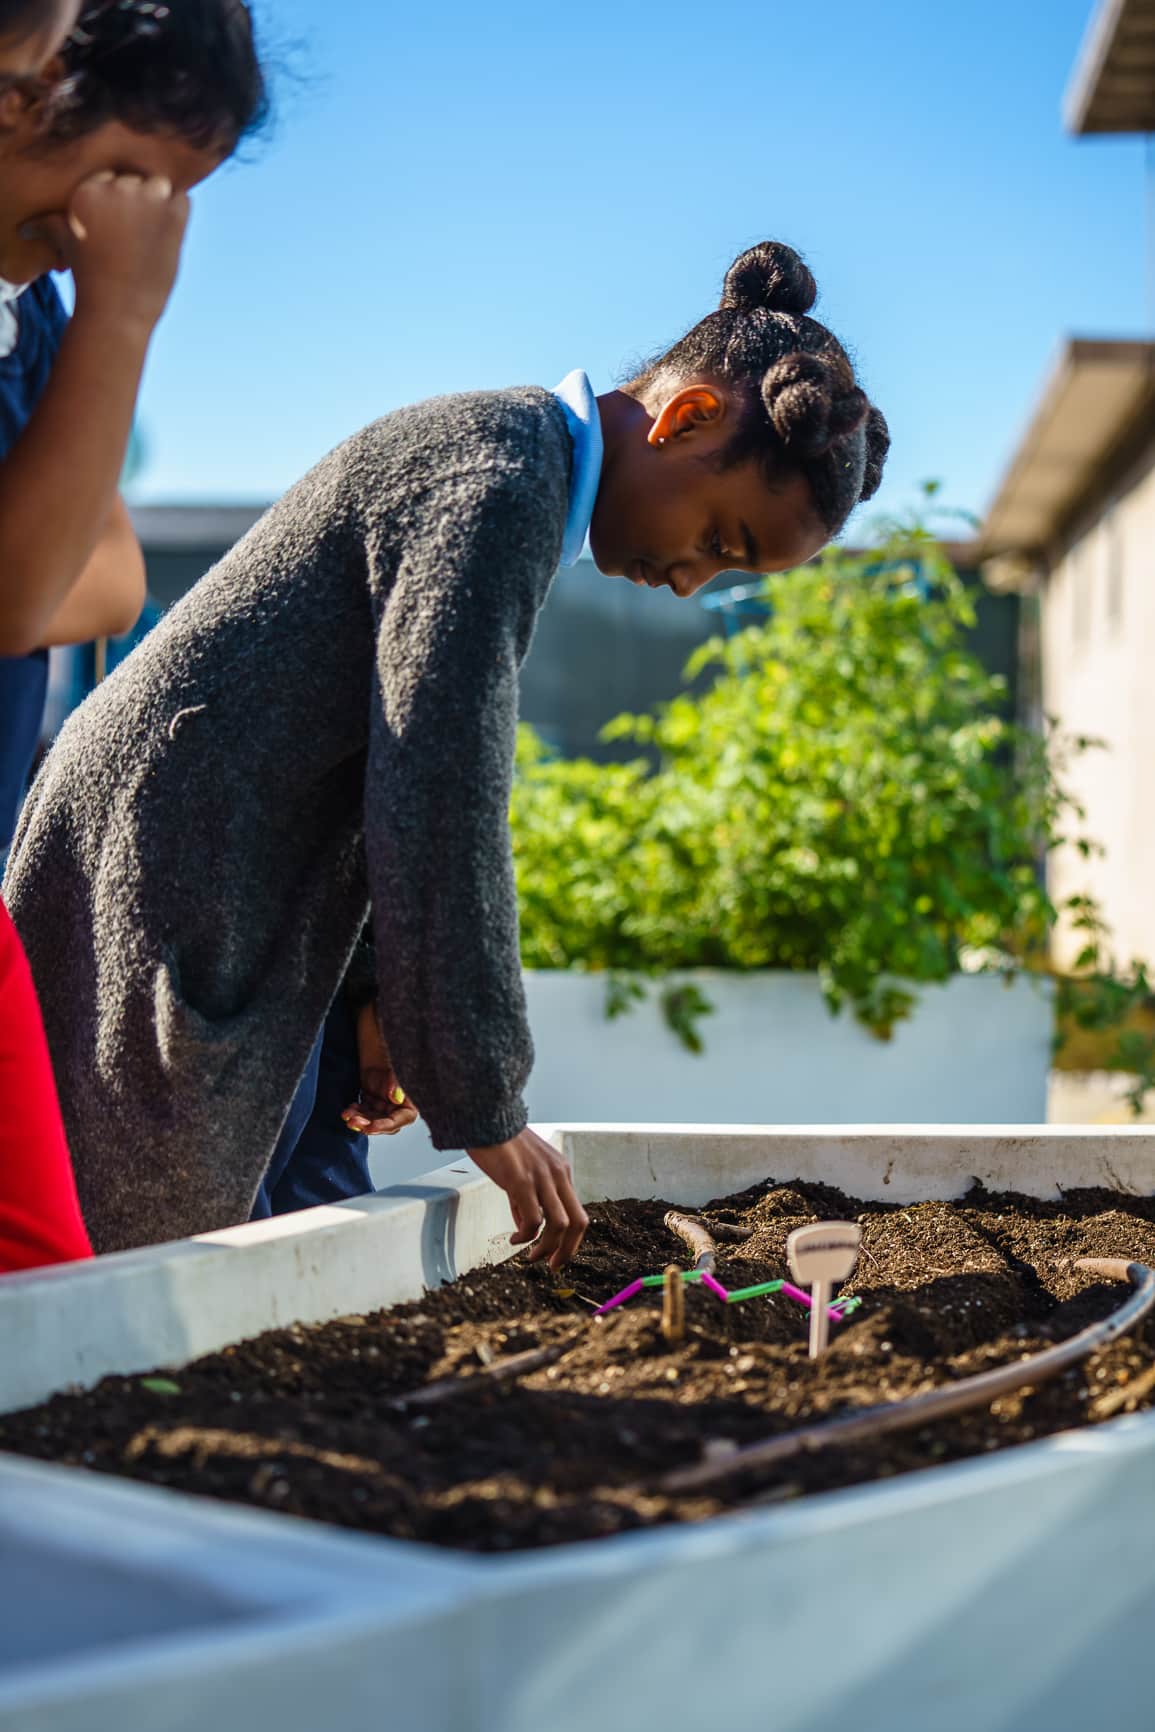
[780,1279,847,1320]
[594,1278,645,1316]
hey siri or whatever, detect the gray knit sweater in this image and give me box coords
[4,387,571,1252]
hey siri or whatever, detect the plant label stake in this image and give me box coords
[786,1223,862,1360]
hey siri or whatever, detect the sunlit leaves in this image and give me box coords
[511,503,1146,1080]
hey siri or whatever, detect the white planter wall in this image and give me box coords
[524,969,1052,1121]
[1,1126,1155,1732]
[371,971,1053,1187]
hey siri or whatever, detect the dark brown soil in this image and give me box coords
[4,1180,1155,1553]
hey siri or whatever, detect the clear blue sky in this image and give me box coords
[130,0,1147,539]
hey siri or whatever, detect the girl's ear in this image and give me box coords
[0,64,61,137]
[647,384,728,449]
[0,85,25,130]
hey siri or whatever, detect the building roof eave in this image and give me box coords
[1065,0,1155,134]
[980,337,1155,567]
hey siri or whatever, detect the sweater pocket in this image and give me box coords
[153,962,256,1086]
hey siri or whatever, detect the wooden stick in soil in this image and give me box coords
[1091,1358,1155,1421]
[393,1338,578,1410]
[662,1264,686,1345]
[705,1221,757,1244]
[664,1212,717,1271]
[664,1211,754,1275]
[662,1258,1155,1495]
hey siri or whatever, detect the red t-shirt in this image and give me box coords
[0,901,92,1272]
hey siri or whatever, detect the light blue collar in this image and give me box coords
[552,369,603,567]
[0,277,27,361]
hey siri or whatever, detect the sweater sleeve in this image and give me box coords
[363,463,561,1150]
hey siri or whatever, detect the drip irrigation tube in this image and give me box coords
[662,1258,1155,1496]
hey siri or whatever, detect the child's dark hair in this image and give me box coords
[631,242,889,537]
[48,0,268,155]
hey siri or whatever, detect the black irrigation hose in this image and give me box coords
[662,1258,1155,1496]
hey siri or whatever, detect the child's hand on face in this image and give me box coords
[343,1001,420,1137]
[30,170,190,334]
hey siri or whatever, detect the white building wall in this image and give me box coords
[1043,446,1155,968]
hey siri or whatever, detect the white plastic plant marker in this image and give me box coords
[787,1221,863,1359]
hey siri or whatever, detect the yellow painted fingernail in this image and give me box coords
[390,1087,406,1106]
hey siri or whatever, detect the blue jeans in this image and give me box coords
[251,996,372,1219]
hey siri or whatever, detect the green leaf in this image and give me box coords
[140,1377,182,1396]
[605,972,648,1020]
[660,983,716,1055]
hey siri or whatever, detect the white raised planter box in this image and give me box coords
[1,1124,1153,1732]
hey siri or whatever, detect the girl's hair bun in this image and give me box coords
[721,242,817,317]
[630,237,887,534]
[761,351,869,460]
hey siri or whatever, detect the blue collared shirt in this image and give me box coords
[552,369,603,567]
[0,276,68,847]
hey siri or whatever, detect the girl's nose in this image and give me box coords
[676,562,714,600]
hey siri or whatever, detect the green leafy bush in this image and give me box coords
[511,502,1154,1094]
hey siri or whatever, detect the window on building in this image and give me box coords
[1104,503,1124,629]
[1070,532,1092,649]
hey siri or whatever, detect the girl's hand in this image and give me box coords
[467,1130,588,1270]
[342,1002,419,1137]
[29,170,190,334]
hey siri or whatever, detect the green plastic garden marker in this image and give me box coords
[786,1222,862,1360]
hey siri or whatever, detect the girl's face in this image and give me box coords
[0,118,220,282]
[0,0,81,76]
[590,384,829,598]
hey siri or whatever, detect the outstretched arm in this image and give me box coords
[363,468,587,1265]
[365,469,544,1149]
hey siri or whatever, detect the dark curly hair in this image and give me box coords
[45,0,268,155]
[630,241,889,537]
